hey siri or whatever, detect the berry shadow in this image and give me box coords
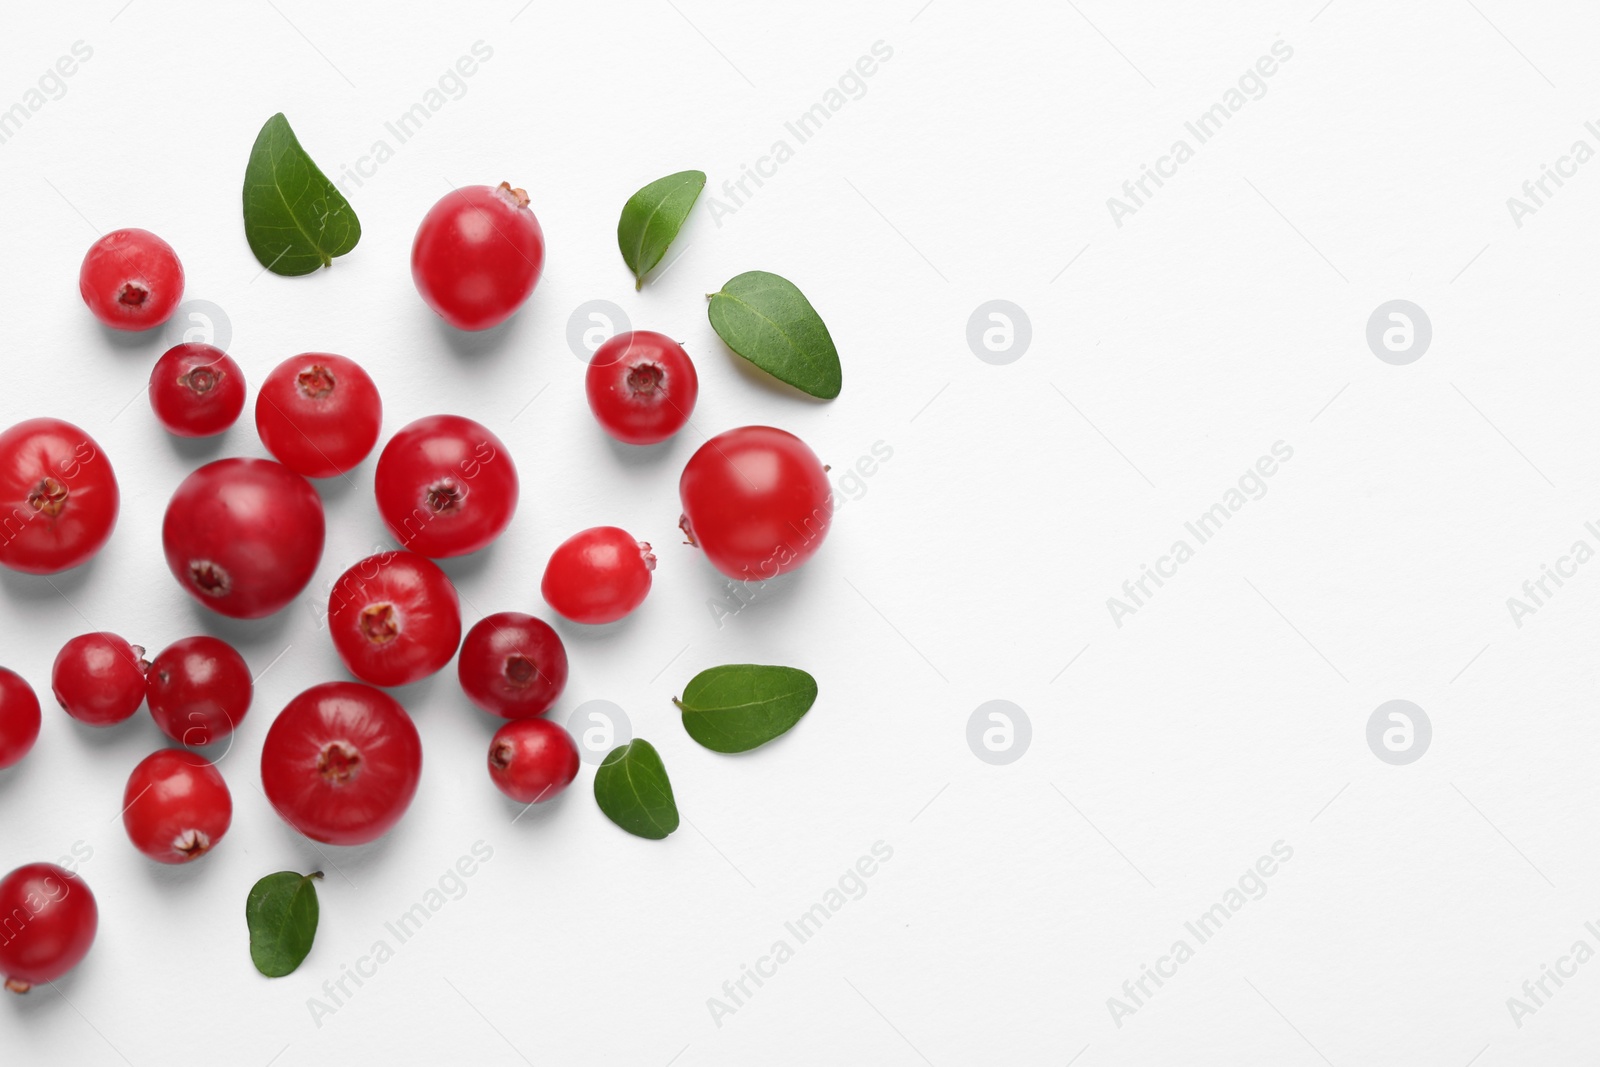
[310,472,363,508]
[548,609,644,645]
[136,848,228,893]
[64,711,164,755]
[94,321,163,353]
[498,785,574,829]
[182,600,296,653]
[0,559,98,604]
[162,432,228,465]
[427,305,531,365]
[435,546,497,587]
[601,433,677,470]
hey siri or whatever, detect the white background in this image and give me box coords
[0,0,1596,1064]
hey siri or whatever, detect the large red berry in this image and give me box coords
[0,669,41,770]
[585,331,698,445]
[162,458,325,619]
[52,633,146,727]
[328,551,462,688]
[457,612,567,719]
[412,183,545,331]
[0,418,119,575]
[148,344,245,438]
[145,636,252,747]
[255,353,383,478]
[122,749,232,864]
[260,682,423,846]
[79,228,184,330]
[0,863,97,993]
[679,426,832,581]
[487,718,579,804]
[541,527,654,624]
[374,415,518,558]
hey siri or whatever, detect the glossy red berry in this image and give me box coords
[148,343,245,438]
[541,527,655,624]
[0,669,41,770]
[458,612,567,719]
[0,418,119,575]
[162,458,325,619]
[329,551,462,688]
[145,636,252,747]
[679,426,833,581]
[255,353,383,478]
[585,331,699,445]
[52,633,146,727]
[79,228,184,330]
[260,682,423,846]
[122,749,232,864]
[412,183,545,331]
[0,863,97,993]
[374,415,518,558]
[487,718,579,804]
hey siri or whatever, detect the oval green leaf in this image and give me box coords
[594,739,679,840]
[242,113,361,276]
[618,170,705,289]
[674,664,817,753]
[707,271,842,399]
[246,870,322,977]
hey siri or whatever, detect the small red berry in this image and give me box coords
[487,718,579,804]
[52,633,146,727]
[328,551,462,688]
[148,343,246,438]
[412,183,545,331]
[255,353,383,478]
[0,863,97,993]
[457,612,567,719]
[585,331,699,445]
[374,415,518,558]
[0,418,120,576]
[122,749,232,864]
[145,636,252,747]
[541,526,655,624]
[0,669,41,770]
[79,228,184,330]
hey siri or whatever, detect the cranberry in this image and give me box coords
[412,182,545,331]
[78,228,184,331]
[458,612,567,719]
[148,343,246,438]
[260,682,422,846]
[145,636,252,747]
[328,551,462,688]
[0,669,41,770]
[488,718,579,804]
[679,426,832,581]
[0,418,119,575]
[255,353,383,478]
[162,458,325,619]
[541,527,655,624]
[374,415,518,558]
[52,633,146,727]
[0,863,97,993]
[122,749,232,864]
[585,331,699,445]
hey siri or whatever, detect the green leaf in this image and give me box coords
[674,664,817,753]
[618,170,705,289]
[242,113,361,276]
[594,740,679,840]
[707,271,842,399]
[246,871,322,977]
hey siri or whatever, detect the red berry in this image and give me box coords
[585,331,699,445]
[487,718,579,804]
[329,551,462,688]
[148,343,246,438]
[458,612,567,719]
[541,526,655,624]
[0,418,119,575]
[412,182,545,331]
[0,669,41,770]
[52,633,146,727]
[0,863,97,993]
[255,353,383,478]
[121,749,232,864]
[162,458,325,619]
[145,636,252,747]
[260,682,423,846]
[78,228,184,331]
[679,426,832,581]
[374,415,518,558]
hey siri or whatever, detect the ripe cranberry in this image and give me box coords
[255,353,383,478]
[0,418,119,575]
[147,343,245,438]
[585,331,699,445]
[52,633,146,727]
[329,551,462,688]
[458,612,567,719]
[412,182,545,331]
[0,863,97,993]
[162,458,325,619]
[541,527,655,624]
[679,426,833,581]
[260,682,423,846]
[122,749,232,864]
[374,415,517,558]
[487,718,579,804]
[78,228,184,330]
[145,636,252,746]
[0,669,41,770]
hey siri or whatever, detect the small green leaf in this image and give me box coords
[594,739,679,840]
[242,113,361,276]
[618,170,705,289]
[246,871,322,977]
[707,271,842,399]
[674,664,817,753]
